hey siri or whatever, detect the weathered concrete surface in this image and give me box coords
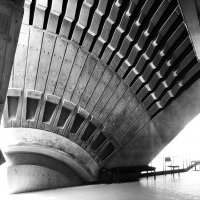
[105,121,161,168]
[152,77,200,152]
[106,77,200,168]
[2,0,200,191]
[3,89,116,164]
[0,0,24,119]
[179,0,200,60]
[0,128,99,180]
[0,128,100,193]
[2,172,200,200]
[7,164,82,193]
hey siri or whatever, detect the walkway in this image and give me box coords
[1,171,200,200]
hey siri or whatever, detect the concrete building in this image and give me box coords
[0,0,199,194]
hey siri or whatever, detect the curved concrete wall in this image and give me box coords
[1,128,99,193]
[1,0,200,192]
[5,25,150,167]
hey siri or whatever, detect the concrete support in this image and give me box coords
[7,164,82,194]
[1,0,200,193]
[178,0,200,60]
[0,128,99,193]
[0,0,24,120]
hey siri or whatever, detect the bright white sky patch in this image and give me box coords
[151,113,200,170]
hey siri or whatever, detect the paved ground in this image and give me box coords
[1,170,200,200]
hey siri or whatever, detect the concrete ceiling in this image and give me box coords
[1,0,200,192]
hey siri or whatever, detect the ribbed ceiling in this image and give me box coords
[21,0,200,119]
[3,0,200,168]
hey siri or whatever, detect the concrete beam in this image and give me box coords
[178,0,200,60]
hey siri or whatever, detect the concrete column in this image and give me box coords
[0,0,24,120]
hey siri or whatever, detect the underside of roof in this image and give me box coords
[1,0,200,193]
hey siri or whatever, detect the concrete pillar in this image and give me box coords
[0,0,24,120]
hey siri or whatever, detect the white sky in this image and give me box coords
[151,113,200,170]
